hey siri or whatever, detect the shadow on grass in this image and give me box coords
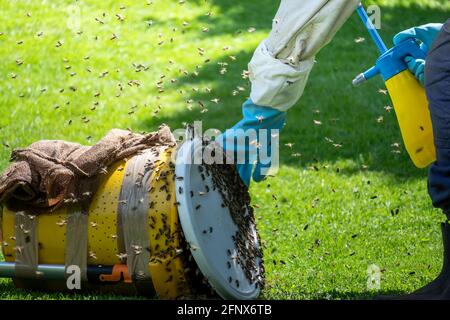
[136,2,448,182]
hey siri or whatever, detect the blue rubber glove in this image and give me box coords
[219,99,286,186]
[393,23,443,86]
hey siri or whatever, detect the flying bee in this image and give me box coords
[116,253,127,260]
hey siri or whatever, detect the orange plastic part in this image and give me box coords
[100,264,132,283]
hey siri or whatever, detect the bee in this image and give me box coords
[284,142,295,149]
[131,245,142,255]
[116,253,127,260]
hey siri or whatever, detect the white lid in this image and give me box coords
[175,136,262,300]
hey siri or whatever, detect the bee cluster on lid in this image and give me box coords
[204,161,265,290]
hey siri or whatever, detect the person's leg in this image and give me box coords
[427,20,450,215]
[409,20,450,299]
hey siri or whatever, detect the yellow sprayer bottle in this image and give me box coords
[353,4,435,168]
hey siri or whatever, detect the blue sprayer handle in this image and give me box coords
[353,3,428,86]
[354,39,427,85]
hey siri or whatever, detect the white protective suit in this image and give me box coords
[249,0,361,111]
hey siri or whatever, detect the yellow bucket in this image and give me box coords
[0,147,196,299]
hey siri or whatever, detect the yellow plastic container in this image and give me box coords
[0,148,191,299]
[385,70,436,168]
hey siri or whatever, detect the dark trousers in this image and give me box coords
[426,20,450,214]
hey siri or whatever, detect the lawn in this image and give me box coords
[0,0,449,300]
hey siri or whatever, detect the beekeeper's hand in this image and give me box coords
[394,23,443,86]
[219,100,285,186]
[222,0,360,185]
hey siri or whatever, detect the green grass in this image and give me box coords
[0,0,449,300]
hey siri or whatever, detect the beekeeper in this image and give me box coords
[222,0,448,299]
